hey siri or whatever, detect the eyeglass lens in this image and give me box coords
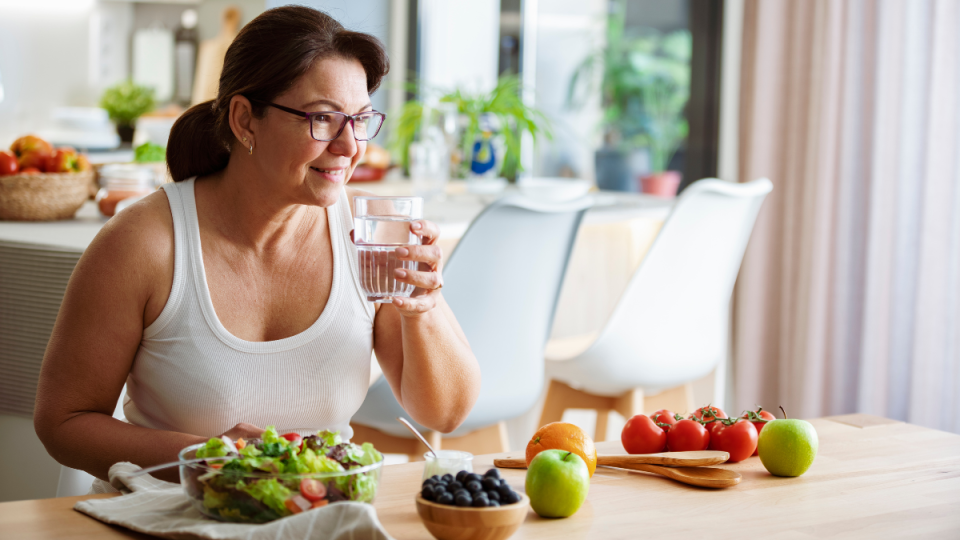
[311,113,384,141]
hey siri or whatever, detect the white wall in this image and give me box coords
[418,0,501,99]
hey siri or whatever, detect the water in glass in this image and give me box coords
[354,215,419,302]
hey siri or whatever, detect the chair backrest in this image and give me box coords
[575,179,772,391]
[351,194,590,438]
[441,195,590,432]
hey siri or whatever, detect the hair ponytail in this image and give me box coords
[164,6,389,182]
[166,100,230,182]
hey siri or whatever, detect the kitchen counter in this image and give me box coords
[3,414,959,539]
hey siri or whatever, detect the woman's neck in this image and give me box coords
[196,161,322,255]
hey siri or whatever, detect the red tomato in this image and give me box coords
[0,151,17,176]
[281,432,303,448]
[299,478,327,502]
[741,409,776,455]
[650,409,678,432]
[666,419,710,452]
[691,405,727,438]
[711,419,758,462]
[621,414,667,454]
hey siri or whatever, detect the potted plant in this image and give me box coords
[389,76,550,182]
[567,0,691,194]
[100,80,156,144]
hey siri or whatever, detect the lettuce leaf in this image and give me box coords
[317,430,342,447]
[196,437,228,458]
[239,478,292,517]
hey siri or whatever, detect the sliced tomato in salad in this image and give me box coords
[281,432,303,449]
[300,478,327,502]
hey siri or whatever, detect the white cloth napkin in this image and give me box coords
[74,462,395,540]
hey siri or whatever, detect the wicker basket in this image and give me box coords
[0,171,95,221]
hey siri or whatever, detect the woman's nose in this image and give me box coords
[328,119,359,156]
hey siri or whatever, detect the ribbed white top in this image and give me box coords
[123,178,375,441]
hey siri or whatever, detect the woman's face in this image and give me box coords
[251,55,371,207]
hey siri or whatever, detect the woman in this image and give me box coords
[33,6,480,485]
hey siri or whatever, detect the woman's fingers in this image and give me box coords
[411,220,441,245]
[392,294,437,314]
[396,245,442,268]
[220,422,265,440]
[394,267,443,291]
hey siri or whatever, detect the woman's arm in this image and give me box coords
[33,192,261,482]
[363,207,481,433]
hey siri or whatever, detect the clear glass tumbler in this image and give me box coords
[422,450,474,481]
[354,196,424,303]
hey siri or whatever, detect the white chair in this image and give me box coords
[350,194,592,458]
[540,179,773,439]
[55,386,126,497]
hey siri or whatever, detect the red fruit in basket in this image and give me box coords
[10,135,53,171]
[0,151,17,175]
[46,147,80,173]
[76,154,93,172]
[21,167,42,174]
[621,414,667,454]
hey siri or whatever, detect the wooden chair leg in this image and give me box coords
[595,409,610,441]
[614,388,645,420]
[642,384,695,416]
[441,422,510,455]
[350,422,426,458]
[539,380,571,427]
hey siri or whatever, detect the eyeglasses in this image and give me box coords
[249,98,386,142]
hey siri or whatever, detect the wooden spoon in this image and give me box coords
[493,450,730,469]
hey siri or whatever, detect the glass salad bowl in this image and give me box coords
[179,427,384,523]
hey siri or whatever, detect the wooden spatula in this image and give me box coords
[493,450,730,469]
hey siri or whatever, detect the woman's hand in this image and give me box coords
[219,422,265,441]
[392,219,443,315]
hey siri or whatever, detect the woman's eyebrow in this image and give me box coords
[303,99,374,112]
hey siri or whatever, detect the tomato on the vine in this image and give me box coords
[621,414,667,454]
[710,419,758,462]
[650,409,678,432]
[666,419,710,452]
[690,405,727,438]
[741,408,776,455]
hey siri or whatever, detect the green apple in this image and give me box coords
[758,419,819,476]
[525,449,590,518]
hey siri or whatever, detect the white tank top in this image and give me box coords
[123,177,375,441]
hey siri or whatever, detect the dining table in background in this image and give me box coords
[2,414,958,539]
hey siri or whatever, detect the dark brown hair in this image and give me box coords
[166,6,389,181]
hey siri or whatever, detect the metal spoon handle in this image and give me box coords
[124,456,231,478]
[397,417,437,458]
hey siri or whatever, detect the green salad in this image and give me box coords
[183,426,383,523]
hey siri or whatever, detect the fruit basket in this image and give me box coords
[0,171,95,221]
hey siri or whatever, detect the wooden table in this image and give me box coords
[3,414,959,539]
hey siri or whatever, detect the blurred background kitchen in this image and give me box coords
[1,0,959,504]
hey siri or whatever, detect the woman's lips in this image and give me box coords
[310,166,346,183]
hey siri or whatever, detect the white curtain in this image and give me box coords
[734,0,960,433]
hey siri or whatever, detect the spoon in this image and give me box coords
[493,450,730,469]
[397,417,438,458]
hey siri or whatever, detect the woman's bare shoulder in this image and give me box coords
[343,185,377,218]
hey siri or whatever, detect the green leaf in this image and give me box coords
[99,80,155,125]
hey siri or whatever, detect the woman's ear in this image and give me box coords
[228,95,256,150]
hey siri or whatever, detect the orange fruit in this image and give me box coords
[525,422,598,477]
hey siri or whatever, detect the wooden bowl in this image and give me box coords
[0,171,95,221]
[416,493,530,540]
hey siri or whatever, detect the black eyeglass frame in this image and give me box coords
[248,98,386,142]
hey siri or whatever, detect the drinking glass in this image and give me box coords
[422,450,474,481]
[354,196,424,303]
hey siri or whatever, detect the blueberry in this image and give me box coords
[431,475,441,482]
[484,468,501,479]
[501,490,521,504]
[421,485,436,501]
[465,473,483,484]
[433,485,447,496]
[466,480,482,493]
[471,495,490,507]
[448,480,463,492]
[456,470,468,483]
[486,490,500,502]
[441,474,454,483]
[481,477,499,491]
[436,492,454,505]
[455,494,472,507]
[488,500,500,507]
[499,479,510,489]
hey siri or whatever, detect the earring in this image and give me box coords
[248,143,254,155]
